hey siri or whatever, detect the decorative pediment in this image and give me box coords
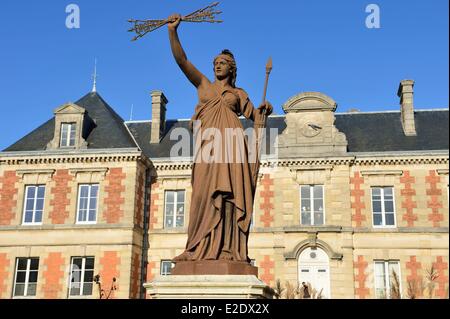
[69,168,109,182]
[54,103,86,115]
[16,169,55,183]
[277,92,347,157]
[284,237,343,261]
[283,92,337,113]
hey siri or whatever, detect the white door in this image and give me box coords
[298,248,331,298]
[298,266,313,287]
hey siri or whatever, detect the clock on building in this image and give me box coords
[300,122,323,137]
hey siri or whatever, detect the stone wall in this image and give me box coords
[147,157,449,299]
[0,153,147,299]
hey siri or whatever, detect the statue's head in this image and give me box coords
[213,49,237,87]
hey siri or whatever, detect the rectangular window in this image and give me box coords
[160,261,174,276]
[13,258,39,297]
[76,184,99,224]
[374,261,401,299]
[60,123,76,147]
[300,185,325,226]
[372,187,396,227]
[22,185,45,225]
[164,190,185,228]
[69,257,95,296]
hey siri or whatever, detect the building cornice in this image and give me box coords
[353,155,448,166]
[4,149,446,168]
[0,148,146,165]
[149,153,448,172]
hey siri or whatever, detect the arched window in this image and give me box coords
[298,247,331,299]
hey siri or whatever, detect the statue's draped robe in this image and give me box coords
[184,84,257,261]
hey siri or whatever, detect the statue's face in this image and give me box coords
[214,57,232,80]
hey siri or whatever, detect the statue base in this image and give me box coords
[144,275,275,299]
[171,260,258,276]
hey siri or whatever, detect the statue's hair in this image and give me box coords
[214,49,238,87]
[220,49,235,61]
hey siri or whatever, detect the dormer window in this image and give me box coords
[46,103,91,150]
[60,123,77,147]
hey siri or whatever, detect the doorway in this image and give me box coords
[298,247,331,298]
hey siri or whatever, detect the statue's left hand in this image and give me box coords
[258,101,273,116]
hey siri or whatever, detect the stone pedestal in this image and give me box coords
[144,275,275,299]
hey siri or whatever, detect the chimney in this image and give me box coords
[150,90,168,144]
[397,80,417,136]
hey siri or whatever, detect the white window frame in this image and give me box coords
[371,187,397,228]
[164,190,185,229]
[299,185,325,226]
[160,260,174,276]
[13,258,39,298]
[69,257,95,297]
[22,185,45,225]
[76,184,99,225]
[60,123,77,147]
[374,260,402,299]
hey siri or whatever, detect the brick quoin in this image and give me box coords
[103,168,126,224]
[354,256,370,299]
[259,174,274,228]
[146,261,156,282]
[426,171,444,227]
[100,251,120,299]
[0,171,19,226]
[350,172,366,227]
[49,170,73,224]
[432,256,448,299]
[400,171,418,227]
[43,253,65,299]
[259,255,275,286]
[406,256,423,297]
[149,182,160,230]
[134,170,145,227]
[0,253,10,298]
[131,252,141,299]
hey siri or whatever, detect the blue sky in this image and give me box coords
[0,0,448,150]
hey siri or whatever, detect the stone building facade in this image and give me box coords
[0,80,448,299]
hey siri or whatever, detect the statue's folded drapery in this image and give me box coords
[181,84,258,262]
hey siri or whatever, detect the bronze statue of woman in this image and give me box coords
[167,14,273,266]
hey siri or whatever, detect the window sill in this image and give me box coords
[150,228,188,234]
[68,295,94,299]
[373,226,397,229]
[283,225,343,233]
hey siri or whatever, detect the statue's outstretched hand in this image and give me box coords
[258,101,273,116]
[168,14,182,31]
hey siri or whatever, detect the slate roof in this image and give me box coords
[335,110,449,153]
[2,91,448,158]
[126,110,449,158]
[3,92,138,152]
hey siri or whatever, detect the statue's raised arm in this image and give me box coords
[167,14,209,89]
